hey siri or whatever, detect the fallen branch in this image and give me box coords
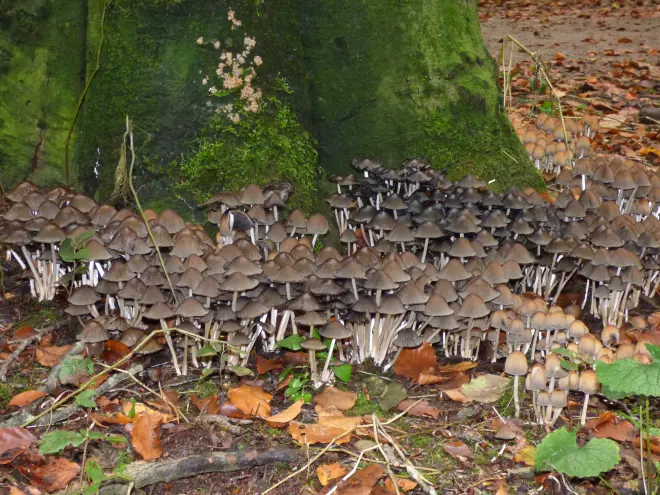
[0,323,65,381]
[0,364,144,427]
[124,448,302,488]
[192,414,246,434]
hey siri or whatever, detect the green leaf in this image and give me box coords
[75,229,97,246]
[198,343,222,357]
[596,346,660,398]
[227,365,254,377]
[560,360,579,371]
[59,357,95,385]
[74,247,92,261]
[333,363,352,383]
[278,366,294,381]
[551,347,577,359]
[201,367,215,378]
[276,334,306,351]
[127,397,137,419]
[85,459,106,484]
[40,430,86,454]
[77,390,97,408]
[535,428,620,477]
[378,382,408,412]
[301,392,313,403]
[59,239,75,262]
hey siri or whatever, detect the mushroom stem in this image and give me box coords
[309,350,318,382]
[513,375,521,418]
[321,339,337,382]
[160,318,182,376]
[421,238,430,264]
[550,407,563,427]
[580,394,590,425]
[182,336,189,376]
[232,291,238,312]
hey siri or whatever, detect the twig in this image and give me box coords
[0,323,63,381]
[193,414,243,435]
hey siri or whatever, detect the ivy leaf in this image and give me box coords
[76,390,97,408]
[276,334,306,351]
[535,428,620,477]
[333,364,352,383]
[596,345,660,398]
[39,430,86,454]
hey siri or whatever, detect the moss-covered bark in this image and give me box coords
[301,0,543,189]
[0,0,86,187]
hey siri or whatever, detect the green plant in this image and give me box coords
[59,230,96,263]
[39,429,126,455]
[280,368,313,403]
[276,333,352,383]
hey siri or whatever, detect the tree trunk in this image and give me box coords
[301,0,542,189]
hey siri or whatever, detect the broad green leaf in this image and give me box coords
[201,367,214,378]
[75,230,97,246]
[59,239,75,262]
[198,343,223,357]
[74,247,92,261]
[535,428,620,477]
[278,366,294,381]
[85,459,106,484]
[333,363,352,383]
[596,345,660,398]
[127,398,137,419]
[227,365,254,377]
[103,434,127,444]
[59,357,95,385]
[601,384,630,401]
[276,334,306,351]
[40,430,86,454]
[560,360,579,371]
[77,390,97,408]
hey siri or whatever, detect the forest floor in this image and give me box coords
[1,1,660,495]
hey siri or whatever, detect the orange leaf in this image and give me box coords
[102,340,131,363]
[289,415,362,445]
[89,374,109,389]
[217,401,251,419]
[9,487,27,495]
[191,394,220,415]
[18,456,80,492]
[393,342,437,379]
[227,384,272,418]
[443,389,471,403]
[396,400,440,418]
[266,400,304,428]
[281,351,309,366]
[435,361,478,373]
[384,477,418,492]
[131,411,163,460]
[0,427,37,464]
[256,355,282,375]
[314,387,357,411]
[554,52,566,60]
[91,412,133,425]
[586,411,636,442]
[415,372,450,385]
[443,440,474,459]
[276,374,293,392]
[8,390,47,408]
[326,464,384,495]
[12,326,36,340]
[317,462,348,486]
[35,345,71,367]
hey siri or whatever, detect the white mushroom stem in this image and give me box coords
[421,238,430,264]
[513,375,521,418]
[321,338,337,382]
[21,246,45,300]
[580,394,590,425]
[182,336,189,376]
[550,407,564,427]
[309,350,318,382]
[160,318,181,376]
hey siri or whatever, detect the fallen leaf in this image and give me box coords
[393,342,437,379]
[8,390,47,408]
[266,400,304,428]
[378,382,408,411]
[276,374,293,392]
[90,412,133,425]
[325,464,384,495]
[435,361,479,373]
[281,351,309,366]
[554,52,566,60]
[122,401,174,424]
[131,411,163,460]
[314,387,357,411]
[102,340,131,363]
[495,480,509,495]
[35,345,71,367]
[227,384,272,418]
[317,462,348,486]
[9,487,27,495]
[371,488,395,495]
[396,400,440,418]
[415,372,451,385]
[191,394,220,415]
[290,411,362,446]
[12,326,36,340]
[217,401,251,419]
[384,477,418,492]
[316,405,346,417]
[18,456,80,492]
[0,427,37,464]
[514,445,537,466]
[586,411,636,442]
[256,355,283,375]
[443,440,474,459]
[443,389,471,403]
[436,371,471,391]
[460,374,510,403]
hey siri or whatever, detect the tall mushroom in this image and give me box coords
[505,351,528,418]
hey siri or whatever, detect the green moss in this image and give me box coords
[346,390,383,417]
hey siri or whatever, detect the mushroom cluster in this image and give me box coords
[511,113,601,174]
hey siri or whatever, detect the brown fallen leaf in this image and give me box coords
[217,401,251,419]
[91,412,133,425]
[554,52,566,60]
[0,427,37,464]
[443,388,471,403]
[131,411,163,460]
[12,326,36,340]
[281,351,309,366]
[314,387,357,411]
[324,464,384,495]
[393,342,437,379]
[317,462,348,486]
[122,401,174,424]
[266,400,304,428]
[396,400,440,418]
[18,456,80,492]
[415,372,451,385]
[256,355,283,375]
[290,413,362,445]
[443,440,474,459]
[102,340,131,364]
[586,411,635,442]
[384,477,418,492]
[8,390,47,408]
[9,487,27,495]
[227,384,272,418]
[276,374,294,392]
[435,361,478,373]
[35,345,72,367]
[191,394,220,415]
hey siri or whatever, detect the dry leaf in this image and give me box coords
[384,477,418,492]
[191,394,220,415]
[317,462,348,486]
[554,52,566,60]
[325,464,384,495]
[514,445,537,466]
[415,372,451,385]
[256,355,283,375]
[122,401,174,424]
[91,412,133,425]
[18,456,80,492]
[393,342,437,379]
[131,411,163,460]
[436,361,479,373]
[314,387,357,411]
[266,400,304,428]
[396,400,440,418]
[12,326,35,340]
[35,345,71,367]
[586,411,636,442]
[443,441,474,459]
[102,340,131,363]
[281,351,309,366]
[217,401,251,419]
[0,427,37,464]
[276,374,293,392]
[460,374,510,403]
[8,390,47,408]
[443,389,471,403]
[9,487,27,495]
[290,414,362,445]
[227,384,272,418]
